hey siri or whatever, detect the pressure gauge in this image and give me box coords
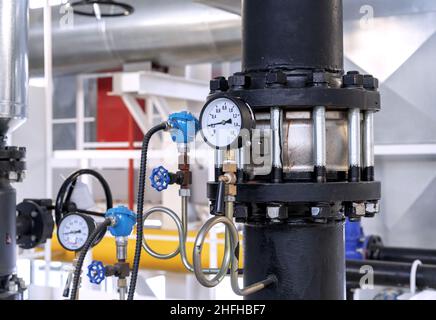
[57,213,102,252]
[200,96,255,149]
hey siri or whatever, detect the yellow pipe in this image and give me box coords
[50,228,243,272]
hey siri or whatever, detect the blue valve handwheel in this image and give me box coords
[150,166,171,192]
[87,260,106,285]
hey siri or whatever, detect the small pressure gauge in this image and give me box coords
[57,213,102,252]
[200,96,255,149]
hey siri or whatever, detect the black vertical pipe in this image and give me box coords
[242,0,344,73]
[241,0,346,300]
[244,222,345,300]
[0,180,17,293]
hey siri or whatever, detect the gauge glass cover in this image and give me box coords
[58,214,91,251]
[201,97,242,148]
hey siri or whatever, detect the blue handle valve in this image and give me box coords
[150,166,171,192]
[87,260,106,285]
[167,111,200,144]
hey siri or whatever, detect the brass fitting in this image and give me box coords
[219,173,237,196]
[222,163,237,173]
[221,149,238,197]
[226,184,237,197]
[219,173,237,185]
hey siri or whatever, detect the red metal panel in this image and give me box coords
[96,77,144,143]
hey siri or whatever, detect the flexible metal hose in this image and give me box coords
[69,218,112,300]
[127,122,168,300]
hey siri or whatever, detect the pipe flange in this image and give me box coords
[0,161,26,181]
[207,181,381,204]
[0,146,26,160]
[16,200,55,250]
[211,86,380,111]
[0,146,26,181]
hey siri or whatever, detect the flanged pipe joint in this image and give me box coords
[203,0,381,300]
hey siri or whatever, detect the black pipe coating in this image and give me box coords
[244,221,345,300]
[242,0,344,73]
[0,180,16,280]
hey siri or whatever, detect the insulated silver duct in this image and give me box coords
[0,0,28,300]
[0,0,29,138]
[29,0,241,75]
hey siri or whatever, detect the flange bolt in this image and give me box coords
[343,71,364,88]
[363,75,379,91]
[210,76,229,92]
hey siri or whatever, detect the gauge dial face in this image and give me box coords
[201,97,242,148]
[58,214,91,251]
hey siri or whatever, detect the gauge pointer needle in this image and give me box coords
[63,230,81,235]
[208,119,232,127]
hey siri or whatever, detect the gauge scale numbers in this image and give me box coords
[58,214,90,251]
[202,98,242,148]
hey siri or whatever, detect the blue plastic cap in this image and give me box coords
[105,206,136,237]
[168,111,200,144]
[150,166,171,192]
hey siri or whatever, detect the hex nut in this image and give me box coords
[228,74,249,88]
[210,76,229,92]
[311,206,330,217]
[179,188,191,197]
[267,206,288,220]
[312,71,328,85]
[363,75,379,90]
[343,71,364,87]
[365,201,380,215]
[266,70,287,85]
